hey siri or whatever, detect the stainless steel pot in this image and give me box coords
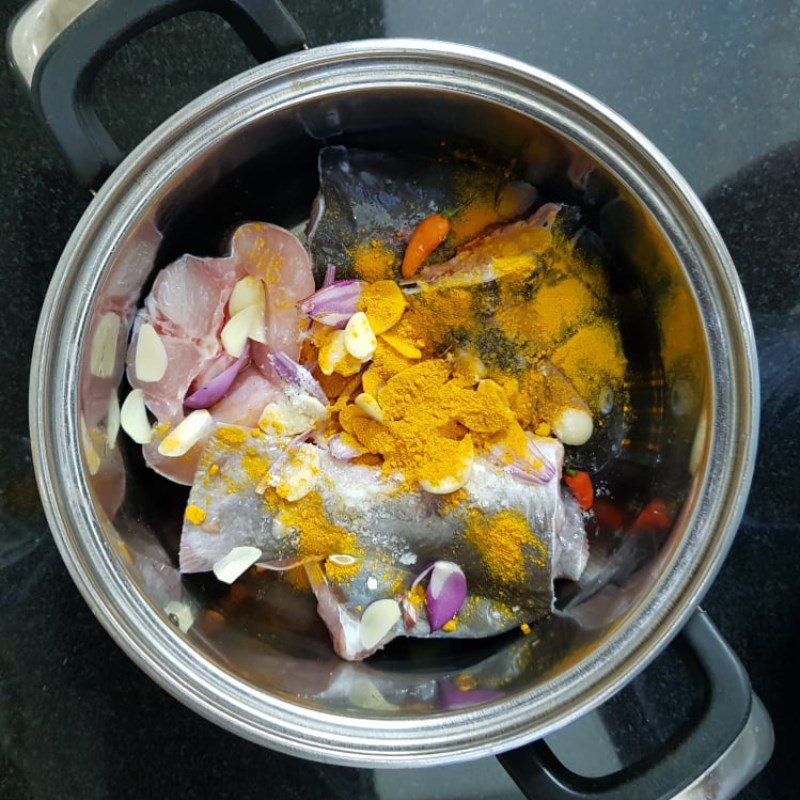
[11,0,767,793]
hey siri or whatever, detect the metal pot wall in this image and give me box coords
[10,1,770,797]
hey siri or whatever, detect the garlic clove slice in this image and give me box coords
[105,390,121,448]
[274,444,320,502]
[344,311,377,361]
[157,409,211,457]
[318,329,348,376]
[135,323,168,382]
[164,600,196,633]
[259,401,314,437]
[228,275,266,316]
[89,312,121,378]
[354,392,383,422]
[359,598,401,650]
[213,546,262,584]
[79,415,101,475]
[552,407,593,446]
[221,305,265,357]
[419,439,474,494]
[120,389,153,444]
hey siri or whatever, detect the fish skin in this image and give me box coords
[418,202,562,283]
[179,424,587,660]
[307,146,537,280]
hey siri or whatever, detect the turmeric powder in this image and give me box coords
[306,217,627,489]
[358,280,407,333]
[336,359,518,492]
[277,491,361,582]
[465,509,546,586]
[351,239,398,282]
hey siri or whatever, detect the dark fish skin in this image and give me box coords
[178,425,587,660]
[307,146,537,280]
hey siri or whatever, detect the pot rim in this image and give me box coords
[29,38,759,766]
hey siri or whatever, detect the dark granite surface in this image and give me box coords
[1,1,798,798]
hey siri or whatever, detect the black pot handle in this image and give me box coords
[6,0,306,188]
[498,610,763,800]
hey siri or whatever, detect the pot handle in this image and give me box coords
[498,610,773,800]
[6,0,306,188]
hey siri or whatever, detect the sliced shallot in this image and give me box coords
[413,560,468,632]
[267,352,328,405]
[184,344,250,410]
[488,434,556,485]
[298,279,365,328]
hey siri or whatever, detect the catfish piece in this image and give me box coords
[179,424,587,660]
[307,146,537,280]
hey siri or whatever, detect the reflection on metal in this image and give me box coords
[677,695,773,800]
[7,0,97,88]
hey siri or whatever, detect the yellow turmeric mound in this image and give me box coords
[465,509,546,586]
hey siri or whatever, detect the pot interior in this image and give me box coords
[76,81,709,722]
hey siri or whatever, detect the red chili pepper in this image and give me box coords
[632,498,671,533]
[402,213,451,278]
[564,470,593,510]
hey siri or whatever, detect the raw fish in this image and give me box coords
[307,147,537,279]
[419,202,561,283]
[179,424,587,660]
[126,223,313,484]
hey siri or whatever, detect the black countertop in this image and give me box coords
[1,1,797,798]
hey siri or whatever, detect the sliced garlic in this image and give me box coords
[328,554,358,566]
[598,385,614,415]
[89,312,121,378]
[360,598,401,650]
[552,407,593,446]
[275,444,320,502]
[228,275,266,316]
[164,600,195,633]
[213,546,262,584]
[157,409,211,457]
[221,305,266,357]
[318,329,348,376]
[259,401,314,437]
[671,380,694,416]
[120,389,153,444]
[135,323,168,383]
[247,307,268,344]
[419,440,474,495]
[289,394,327,422]
[355,392,383,422]
[344,311,377,361]
[419,470,472,495]
[105,390,120,448]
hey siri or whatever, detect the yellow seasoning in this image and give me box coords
[208,463,220,476]
[250,428,263,439]
[442,619,458,632]
[520,622,531,636]
[185,504,206,525]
